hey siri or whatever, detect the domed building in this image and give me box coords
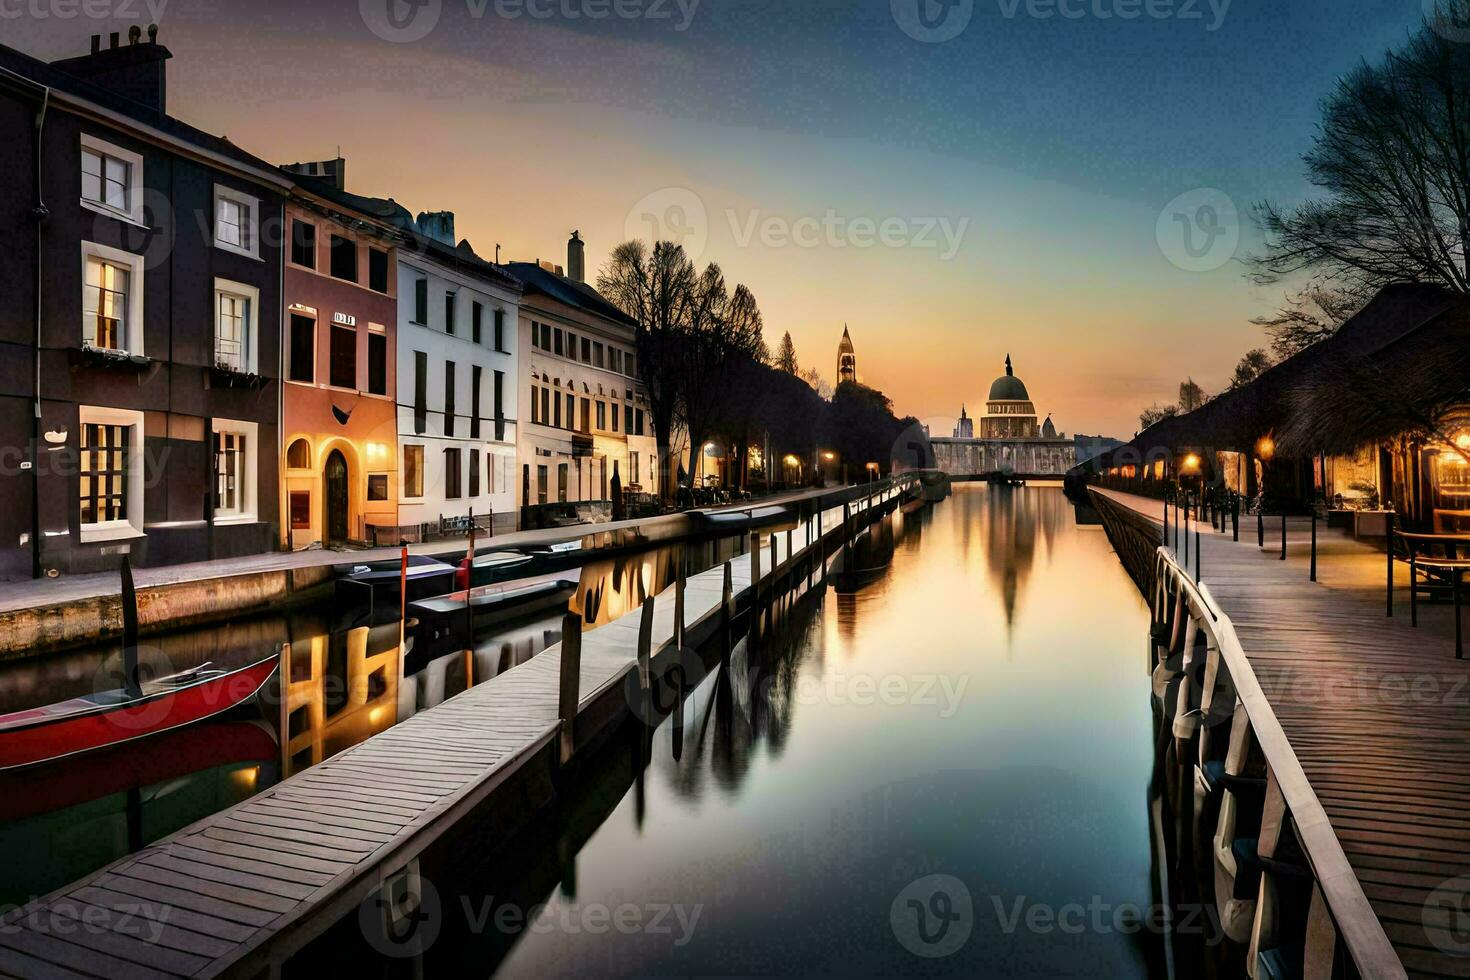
[930,355,1078,478]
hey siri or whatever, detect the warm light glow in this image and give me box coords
[1455,431,1470,450]
[783,454,800,467]
[1182,453,1200,473]
[367,442,387,459]
[822,451,836,461]
[1256,436,1276,461]
[230,766,260,792]
[865,461,880,471]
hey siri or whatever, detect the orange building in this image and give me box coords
[278,161,403,548]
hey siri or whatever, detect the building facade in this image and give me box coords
[0,34,288,579]
[396,212,521,536]
[278,162,400,549]
[508,235,656,519]
[931,357,1078,477]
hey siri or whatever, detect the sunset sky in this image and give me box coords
[10,0,1430,438]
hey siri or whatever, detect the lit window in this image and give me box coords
[214,279,259,373]
[213,185,260,259]
[212,419,258,523]
[286,439,311,469]
[82,243,144,355]
[403,445,424,498]
[78,406,144,542]
[80,135,143,224]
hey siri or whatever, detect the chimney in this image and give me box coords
[52,26,170,114]
[567,230,585,282]
[416,211,456,247]
[280,157,347,191]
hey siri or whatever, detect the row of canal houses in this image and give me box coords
[0,32,659,581]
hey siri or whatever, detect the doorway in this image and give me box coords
[324,450,349,545]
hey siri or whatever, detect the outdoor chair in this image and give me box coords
[1391,529,1470,659]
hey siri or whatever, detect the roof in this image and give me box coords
[0,41,286,187]
[988,355,1030,402]
[504,261,637,328]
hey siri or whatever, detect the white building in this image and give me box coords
[508,233,658,521]
[395,212,522,535]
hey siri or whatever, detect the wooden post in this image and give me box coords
[1386,513,1395,618]
[558,612,582,765]
[637,596,654,698]
[1195,520,1202,585]
[120,556,140,698]
[1232,492,1239,542]
[1162,489,1168,547]
[674,551,686,650]
[1258,508,1265,549]
[1310,509,1318,582]
[1281,512,1288,561]
[722,560,734,623]
[1184,496,1190,565]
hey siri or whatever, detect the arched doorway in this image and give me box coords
[324,450,349,545]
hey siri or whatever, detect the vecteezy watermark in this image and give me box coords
[360,0,700,43]
[0,0,170,21]
[790,670,970,717]
[990,895,1227,945]
[0,899,170,942]
[891,0,975,43]
[625,187,709,261]
[1155,187,1239,273]
[726,209,970,261]
[1427,0,1470,44]
[890,874,974,958]
[1423,876,1470,955]
[892,0,1230,42]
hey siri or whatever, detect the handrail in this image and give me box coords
[1153,547,1406,980]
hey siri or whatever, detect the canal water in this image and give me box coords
[315,484,1165,977]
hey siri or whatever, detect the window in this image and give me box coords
[369,248,389,293]
[286,439,311,469]
[213,419,258,522]
[493,370,505,440]
[213,279,258,373]
[290,219,316,268]
[213,185,259,259]
[553,388,562,428]
[539,322,551,350]
[596,401,606,431]
[581,398,591,433]
[289,313,315,383]
[631,453,639,485]
[581,337,591,363]
[80,135,142,224]
[403,445,424,498]
[541,387,550,426]
[78,407,143,542]
[330,324,356,389]
[529,384,539,424]
[367,330,387,396]
[553,328,563,357]
[469,448,480,498]
[625,352,636,377]
[329,235,357,282]
[413,277,428,324]
[566,394,575,431]
[444,361,456,437]
[494,309,505,351]
[611,401,619,432]
[624,405,634,434]
[413,351,428,434]
[472,302,483,344]
[558,463,568,503]
[82,243,145,355]
[594,343,605,368]
[445,448,462,499]
[445,292,456,335]
[471,365,482,439]
[290,491,311,530]
[537,464,548,504]
[367,475,389,501]
[635,409,645,436]
[566,332,577,359]
[611,349,622,374]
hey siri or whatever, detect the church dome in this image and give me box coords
[988,355,1030,401]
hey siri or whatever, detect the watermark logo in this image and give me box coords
[1155,187,1238,273]
[890,874,973,958]
[93,645,176,732]
[360,0,442,43]
[891,0,974,43]
[626,643,708,726]
[625,187,708,261]
[360,872,443,958]
[1424,876,1470,955]
[726,209,969,261]
[1428,0,1470,43]
[0,0,172,22]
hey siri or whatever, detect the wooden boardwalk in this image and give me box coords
[0,485,908,979]
[1098,489,1470,979]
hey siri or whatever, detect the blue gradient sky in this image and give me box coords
[9,0,1430,436]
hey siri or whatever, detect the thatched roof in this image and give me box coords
[1072,282,1469,475]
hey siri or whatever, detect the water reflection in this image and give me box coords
[369,485,1162,978]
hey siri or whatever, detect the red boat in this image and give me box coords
[0,654,279,770]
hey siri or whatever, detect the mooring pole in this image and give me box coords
[1310,508,1318,582]
[1195,520,1202,585]
[1232,492,1239,542]
[558,612,582,765]
[1258,508,1264,549]
[1387,513,1395,618]
[1184,495,1191,566]
[121,555,140,698]
[1280,512,1288,561]
[674,549,686,650]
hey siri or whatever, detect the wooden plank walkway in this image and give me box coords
[0,486,907,978]
[1098,489,1470,979]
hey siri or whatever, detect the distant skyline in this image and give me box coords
[6,0,1432,437]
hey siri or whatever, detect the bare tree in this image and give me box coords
[1252,8,1470,294]
[1251,284,1368,359]
[799,366,833,401]
[1139,403,1178,431]
[1228,349,1274,390]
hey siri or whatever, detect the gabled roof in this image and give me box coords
[504,262,637,328]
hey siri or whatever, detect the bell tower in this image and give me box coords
[837,325,856,386]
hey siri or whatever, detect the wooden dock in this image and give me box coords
[1095,488,1470,979]
[0,481,915,979]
